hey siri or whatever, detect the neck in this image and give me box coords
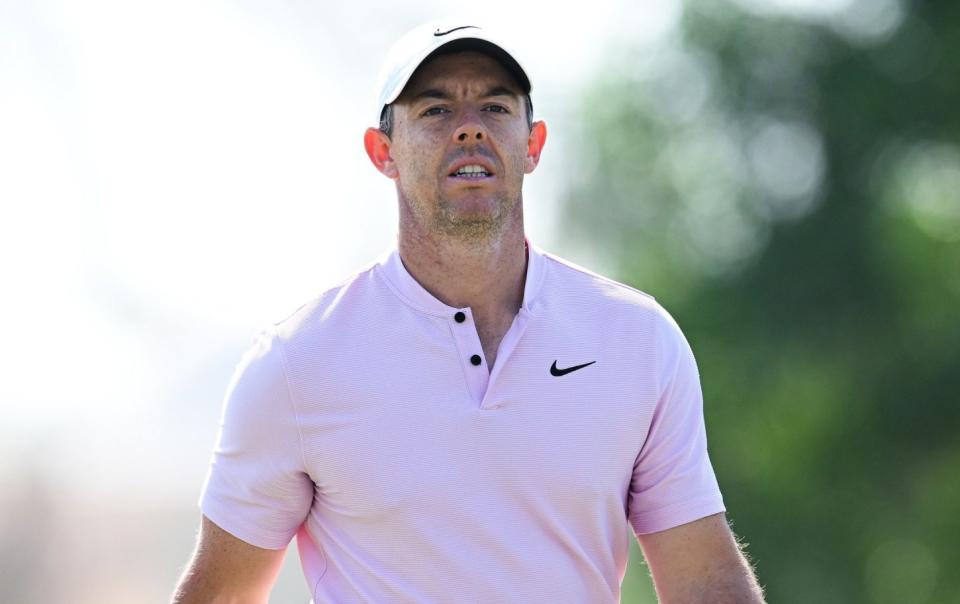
[396,215,528,319]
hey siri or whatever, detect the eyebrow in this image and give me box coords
[410,86,519,102]
[411,89,452,101]
[482,86,518,99]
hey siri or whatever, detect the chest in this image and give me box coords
[293,333,658,523]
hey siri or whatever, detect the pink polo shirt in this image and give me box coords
[199,240,725,603]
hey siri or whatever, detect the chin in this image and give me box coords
[434,201,521,243]
[443,189,516,211]
[434,218,503,243]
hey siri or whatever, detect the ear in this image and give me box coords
[364,127,399,179]
[523,120,547,174]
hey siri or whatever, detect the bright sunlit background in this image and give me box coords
[3,0,957,602]
[1,1,681,601]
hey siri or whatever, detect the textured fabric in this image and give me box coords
[199,240,725,603]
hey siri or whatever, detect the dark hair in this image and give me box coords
[378,94,533,139]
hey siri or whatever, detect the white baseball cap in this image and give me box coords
[374,19,532,124]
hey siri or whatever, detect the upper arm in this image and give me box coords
[171,515,288,604]
[628,307,725,534]
[199,328,313,549]
[637,512,765,603]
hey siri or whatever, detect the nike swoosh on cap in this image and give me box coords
[434,25,479,37]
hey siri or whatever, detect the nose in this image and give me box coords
[452,110,486,144]
[455,128,484,142]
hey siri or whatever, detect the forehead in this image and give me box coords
[399,51,523,100]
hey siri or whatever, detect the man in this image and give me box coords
[172,19,765,604]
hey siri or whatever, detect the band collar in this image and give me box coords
[377,237,545,317]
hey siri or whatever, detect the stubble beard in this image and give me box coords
[435,194,513,242]
[403,189,521,251]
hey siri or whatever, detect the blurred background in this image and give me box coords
[1,0,957,602]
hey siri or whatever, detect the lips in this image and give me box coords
[447,157,496,179]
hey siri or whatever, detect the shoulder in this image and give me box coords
[269,254,384,343]
[538,248,665,318]
[536,248,691,362]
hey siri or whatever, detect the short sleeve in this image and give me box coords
[627,306,726,535]
[199,327,314,549]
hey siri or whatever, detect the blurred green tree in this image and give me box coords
[560,1,960,602]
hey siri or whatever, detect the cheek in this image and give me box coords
[393,142,443,191]
[405,148,441,179]
[394,138,430,172]
[506,143,529,176]
[491,125,532,168]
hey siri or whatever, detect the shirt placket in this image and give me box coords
[447,307,489,406]
[479,308,531,410]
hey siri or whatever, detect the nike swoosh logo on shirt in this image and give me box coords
[550,360,596,376]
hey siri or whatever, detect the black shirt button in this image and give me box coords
[470,354,482,366]
[454,311,466,323]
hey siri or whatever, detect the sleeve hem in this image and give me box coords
[629,497,726,536]
[200,494,297,550]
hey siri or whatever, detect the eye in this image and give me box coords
[421,106,449,117]
[483,104,510,114]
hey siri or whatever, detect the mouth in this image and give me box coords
[447,160,496,182]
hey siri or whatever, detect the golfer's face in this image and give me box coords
[388,51,536,234]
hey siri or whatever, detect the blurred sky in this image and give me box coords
[0,0,902,600]
[0,0,690,510]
